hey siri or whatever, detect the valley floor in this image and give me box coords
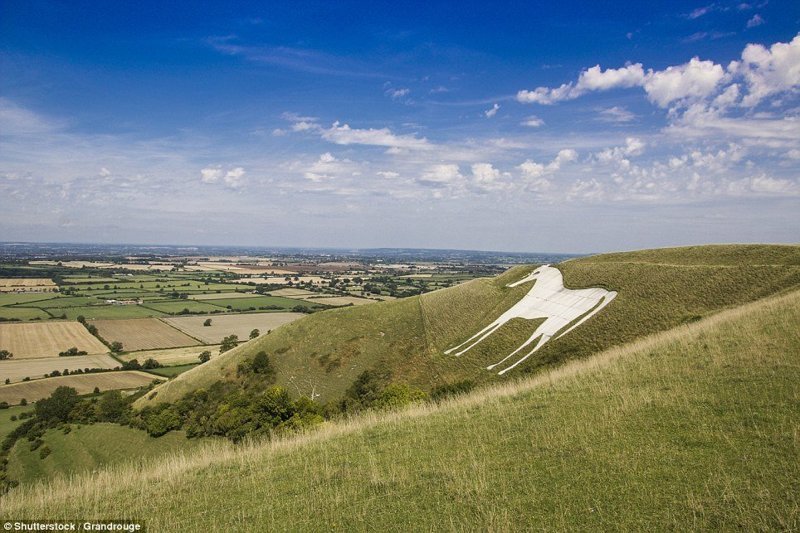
[2,288,799,531]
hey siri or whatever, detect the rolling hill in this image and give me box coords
[3,281,798,530]
[138,244,800,408]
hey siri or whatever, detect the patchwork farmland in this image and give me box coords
[1,354,119,383]
[89,318,200,351]
[0,371,164,404]
[0,322,107,359]
[163,313,304,344]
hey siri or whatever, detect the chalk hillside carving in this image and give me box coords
[445,265,617,375]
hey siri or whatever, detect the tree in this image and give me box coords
[203,318,212,327]
[97,390,128,422]
[250,351,275,378]
[142,358,162,369]
[198,350,211,363]
[34,386,79,423]
[219,335,238,353]
[0,350,12,360]
[249,328,260,340]
[76,315,86,324]
[110,341,124,353]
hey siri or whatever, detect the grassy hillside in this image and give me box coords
[138,245,800,408]
[3,287,798,530]
[7,424,215,486]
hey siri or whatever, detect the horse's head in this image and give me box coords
[507,264,550,287]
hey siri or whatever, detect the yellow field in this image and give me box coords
[270,288,317,299]
[89,318,199,351]
[119,345,221,366]
[0,371,164,404]
[186,262,296,275]
[188,292,256,300]
[0,354,119,383]
[0,322,108,359]
[230,276,325,285]
[163,313,303,344]
[0,278,57,293]
[306,296,376,306]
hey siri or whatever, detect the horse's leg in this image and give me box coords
[445,320,504,356]
[486,322,549,370]
[496,333,552,375]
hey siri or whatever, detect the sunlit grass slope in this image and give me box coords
[138,245,800,407]
[6,424,213,486]
[4,288,799,530]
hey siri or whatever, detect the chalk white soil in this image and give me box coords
[445,265,616,375]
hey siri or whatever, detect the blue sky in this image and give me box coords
[1,0,799,253]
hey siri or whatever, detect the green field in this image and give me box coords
[3,286,797,529]
[0,307,52,320]
[6,424,211,486]
[0,294,61,307]
[139,245,800,407]
[47,305,166,320]
[201,295,310,311]
[0,405,30,442]
[141,301,224,314]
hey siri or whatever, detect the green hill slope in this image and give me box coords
[138,244,800,408]
[4,287,799,530]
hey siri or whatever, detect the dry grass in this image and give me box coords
[0,354,119,383]
[89,318,199,351]
[118,345,221,366]
[163,313,303,344]
[306,295,376,306]
[2,289,798,530]
[0,322,108,359]
[0,371,164,404]
[0,279,57,288]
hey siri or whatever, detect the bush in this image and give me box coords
[219,335,239,353]
[0,350,12,360]
[431,380,476,401]
[203,318,212,326]
[249,328,260,339]
[372,384,428,410]
[110,341,124,353]
[145,406,181,437]
[142,358,162,369]
[58,347,88,357]
[38,445,51,459]
[34,387,79,423]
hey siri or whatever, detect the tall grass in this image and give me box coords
[3,288,799,530]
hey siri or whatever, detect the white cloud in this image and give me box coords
[643,58,725,108]
[385,87,411,100]
[200,166,222,184]
[578,63,646,91]
[321,122,432,151]
[419,164,463,187]
[728,174,799,195]
[377,171,399,178]
[99,167,112,177]
[521,115,545,127]
[200,165,246,188]
[484,103,500,118]
[734,34,800,107]
[518,149,578,181]
[0,97,65,134]
[597,106,636,123]
[746,14,765,28]
[470,163,507,191]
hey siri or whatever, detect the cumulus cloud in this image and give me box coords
[484,103,500,118]
[733,34,800,107]
[643,58,725,108]
[419,164,463,187]
[470,163,508,191]
[200,166,246,189]
[517,34,800,110]
[518,149,578,184]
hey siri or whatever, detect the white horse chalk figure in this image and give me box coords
[445,265,617,375]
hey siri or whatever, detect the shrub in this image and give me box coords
[38,445,51,459]
[373,383,428,410]
[0,350,12,360]
[198,351,211,364]
[203,318,212,327]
